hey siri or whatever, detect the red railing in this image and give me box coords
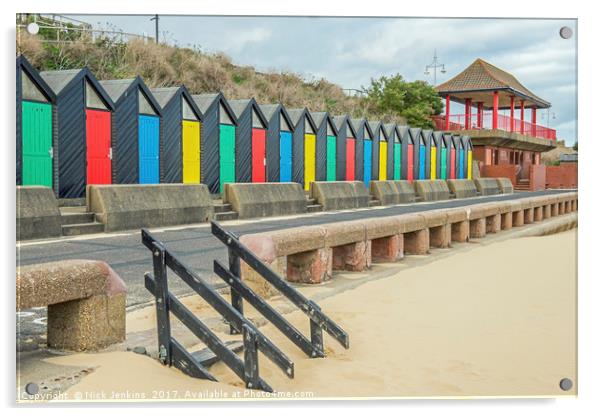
[432,111,556,141]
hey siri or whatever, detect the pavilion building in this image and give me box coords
[434,59,556,190]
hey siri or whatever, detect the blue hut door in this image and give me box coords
[138,115,160,184]
[279,131,292,182]
[419,144,426,179]
[363,139,372,185]
[458,152,465,179]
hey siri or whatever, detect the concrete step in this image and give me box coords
[59,206,88,214]
[62,222,105,236]
[306,197,317,205]
[60,212,95,225]
[369,200,381,207]
[214,211,239,221]
[213,203,232,213]
[58,198,85,207]
[307,204,323,213]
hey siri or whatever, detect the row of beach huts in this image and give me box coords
[17,55,473,199]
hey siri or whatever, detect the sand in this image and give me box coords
[46,229,577,400]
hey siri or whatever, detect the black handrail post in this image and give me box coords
[242,324,260,389]
[309,301,324,357]
[228,247,243,335]
[151,241,172,365]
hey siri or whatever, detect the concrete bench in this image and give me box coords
[224,182,307,219]
[238,192,578,287]
[16,186,62,241]
[413,180,451,202]
[473,178,501,196]
[17,260,127,351]
[496,178,514,194]
[369,180,416,205]
[310,181,371,211]
[87,184,214,232]
[446,179,478,199]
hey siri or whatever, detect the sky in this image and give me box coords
[69,15,577,144]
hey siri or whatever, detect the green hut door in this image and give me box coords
[22,101,53,187]
[219,124,236,193]
[393,142,401,180]
[326,135,337,181]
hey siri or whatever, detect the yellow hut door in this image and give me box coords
[430,146,437,179]
[304,134,316,190]
[467,150,473,179]
[378,141,387,180]
[182,120,201,183]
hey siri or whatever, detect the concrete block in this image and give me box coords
[413,180,451,202]
[501,212,513,230]
[48,292,126,351]
[365,216,404,240]
[551,203,559,217]
[332,241,371,272]
[268,226,326,256]
[16,186,62,241]
[470,218,487,238]
[419,210,448,228]
[534,206,543,222]
[558,202,566,215]
[446,207,469,224]
[399,213,428,233]
[496,178,514,194]
[371,234,404,262]
[287,248,332,284]
[430,224,451,248]
[87,184,214,232]
[446,179,478,199]
[473,178,501,196]
[451,220,470,242]
[524,208,534,224]
[513,210,525,227]
[310,181,370,211]
[324,221,365,247]
[543,204,552,219]
[486,213,502,234]
[404,229,429,255]
[223,182,307,219]
[369,180,416,205]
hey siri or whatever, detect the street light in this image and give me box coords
[424,49,446,85]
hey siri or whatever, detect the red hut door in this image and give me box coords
[251,128,266,182]
[407,144,414,182]
[345,138,355,181]
[86,109,112,185]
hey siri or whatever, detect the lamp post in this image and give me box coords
[424,50,446,85]
[150,14,159,44]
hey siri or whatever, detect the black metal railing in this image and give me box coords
[141,221,349,392]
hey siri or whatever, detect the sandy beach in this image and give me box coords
[45,229,577,400]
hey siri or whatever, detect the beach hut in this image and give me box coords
[462,135,474,179]
[40,67,115,199]
[100,77,163,185]
[433,131,447,180]
[445,133,457,180]
[192,93,238,194]
[259,104,295,183]
[399,126,414,181]
[16,55,56,191]
[368,121,388,181]
[350,119,374,185]
[228,99,269,184]
[385,124,404,180]
[310,112,338,182]
[287,108,319,190]
[453,135,465,179]
[151,86,202,185]
[333,116,359,181]
[421,129,437,180]
[409,128,427,180]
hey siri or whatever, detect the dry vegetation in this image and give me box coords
[19,34,399,121]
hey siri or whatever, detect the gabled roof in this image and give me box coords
[40,66,115,111]
[436,58,550,109]
[192,92,237,123]
[333,115,358,138]
[151,85,202,119]
[228,98,268,128]
[421,129,434,144]
[260,103,294,131]
[350,118,374,139]
[432,131,445,145]
[369,120,389,140]
[99,76,163,115]
[17,55,56,103]
[310,111,338,135]
[409,127,423,144]
[286,108,318,133]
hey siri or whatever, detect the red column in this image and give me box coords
[492,91,499,130]
[531,107,537,136]
[509,96,515,132]
[520,100,525,134]
[445,94,450,130]
[464,98,472,129]
[477,102,483,128]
